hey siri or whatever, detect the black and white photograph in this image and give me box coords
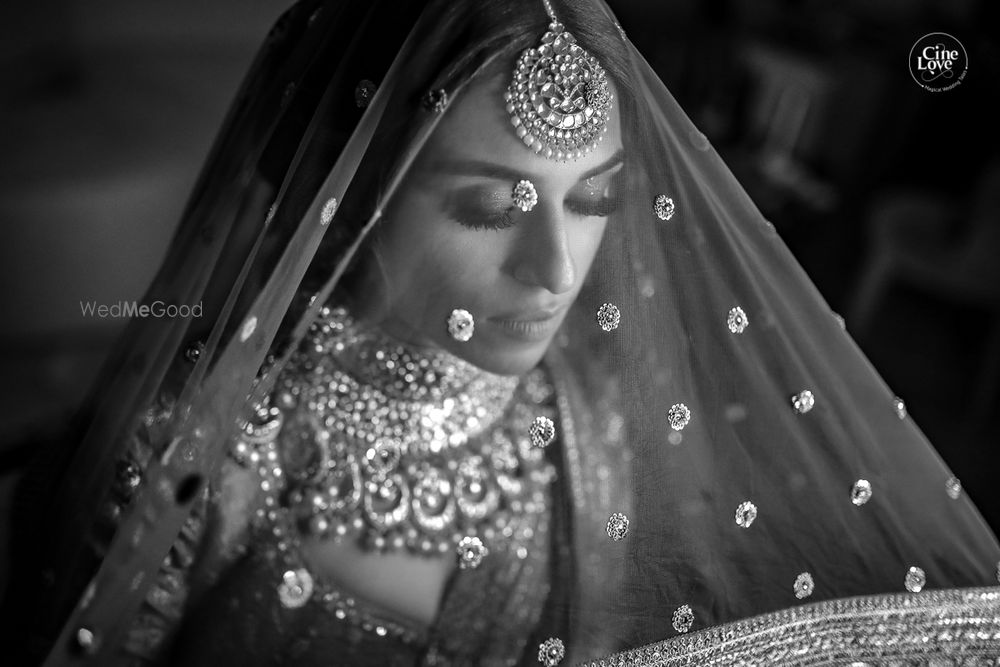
[1,0,998,664]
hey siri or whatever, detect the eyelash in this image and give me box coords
[455,210,517,231]
[455,195,619,232]
[568,195,619,218]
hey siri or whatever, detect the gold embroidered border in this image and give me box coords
[581,587,1000,666]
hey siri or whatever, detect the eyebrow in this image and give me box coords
[430,148,625,183]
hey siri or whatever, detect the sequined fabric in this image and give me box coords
[653,194,675,221]
[118,305,575,666]
[165,496,555,666]
[95,398,213,665]
[579,587,1000,666]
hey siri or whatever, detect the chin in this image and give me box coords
[448,337,549,377]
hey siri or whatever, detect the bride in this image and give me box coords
[7,0,999,665]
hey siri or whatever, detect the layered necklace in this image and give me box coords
[234,305,558,562]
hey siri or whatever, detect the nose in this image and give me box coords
[509,202,577,295]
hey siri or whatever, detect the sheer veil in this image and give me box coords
[7,0,999,664]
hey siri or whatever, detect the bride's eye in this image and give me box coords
[566,194,619,218]
[445,187,517,231]
[454,209,517,231]
[566,170,622,218]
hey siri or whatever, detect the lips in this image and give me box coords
[487,304,567,342]
[489,304,566,323]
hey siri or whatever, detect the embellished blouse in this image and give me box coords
[111,306,579,666]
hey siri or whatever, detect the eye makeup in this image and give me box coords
[442,159,625,231]
[566,164,624,218]
[443,187,517,231]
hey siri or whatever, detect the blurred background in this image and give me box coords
[0,0,997,595]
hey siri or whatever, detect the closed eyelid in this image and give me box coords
[574,167,623,197]
[438,155,624,219]
[444,186,510,209]
[442,185,521,231]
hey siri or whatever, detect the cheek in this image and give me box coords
[377,194,510,309]
[570,218,609,276]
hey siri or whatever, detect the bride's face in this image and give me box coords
[367,71,624,376]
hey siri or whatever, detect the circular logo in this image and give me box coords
[909,32,968,92]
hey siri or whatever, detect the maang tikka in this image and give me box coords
[504,0,613,161]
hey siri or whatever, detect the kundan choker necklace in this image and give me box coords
[233,305,558,560]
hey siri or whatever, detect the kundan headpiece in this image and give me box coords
[504,0,613,161]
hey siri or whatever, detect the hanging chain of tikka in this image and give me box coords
[504,0,613,161]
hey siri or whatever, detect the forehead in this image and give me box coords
[419,71,623,181]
